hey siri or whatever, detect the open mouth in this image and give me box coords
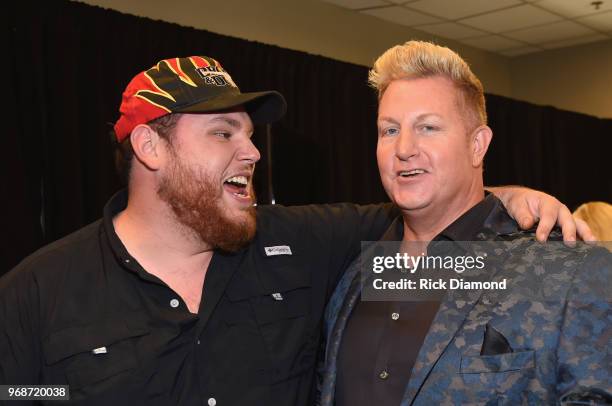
[223,175,250,199]
[398,169,427,178]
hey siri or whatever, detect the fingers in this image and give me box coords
[517,209,537,230]
[535,201,558,242]
[557,206,577,246]
[575,218,597,242]
[510,197,537,230]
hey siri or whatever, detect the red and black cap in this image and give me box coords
[114,56,286,142]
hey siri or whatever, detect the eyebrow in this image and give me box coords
[378,113,442,125]
[209,116,254,133]
[415,113,442,121]
[377,117,400,126]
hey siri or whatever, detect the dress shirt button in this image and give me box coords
[391,312,400,321]
[197,339,201,345]
[208,398,216,406]
[379,370,389,380]
[170,298,180,308]
[124,259,130,264]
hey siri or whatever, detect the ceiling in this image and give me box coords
[321,0,612,56]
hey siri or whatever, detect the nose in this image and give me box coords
[395,129,418,161]
[237,137,261,164]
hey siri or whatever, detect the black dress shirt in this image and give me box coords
[0,190,396,405]
[336,194,500,406]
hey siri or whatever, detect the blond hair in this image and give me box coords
[573,201,612,241]
[369,41,486,129]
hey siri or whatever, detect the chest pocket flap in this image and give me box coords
[43,319,149,365]
[42,317,150,392]
[255,264,311,325]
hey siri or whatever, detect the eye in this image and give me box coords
[214,131,231,139]
[418,124,439,133]
[380,127,399,137]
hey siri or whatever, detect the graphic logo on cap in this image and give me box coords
[195,66,237,88]
[133,57,236,113]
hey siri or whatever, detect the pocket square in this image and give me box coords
[480,323,513,356]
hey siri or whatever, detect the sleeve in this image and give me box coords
[0,264,43,387]
[300,202,397,299]
[556,246,612,401]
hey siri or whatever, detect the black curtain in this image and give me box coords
[4,0,611,273]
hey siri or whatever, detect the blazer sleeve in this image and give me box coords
[556,245,612,399]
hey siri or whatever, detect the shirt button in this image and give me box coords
[170,298,180,308]
[197,339,201,345]
[379,370,389,380]
[208,398,216,406]
[391,312,400,321]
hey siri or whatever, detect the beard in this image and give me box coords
[157,154,257,253]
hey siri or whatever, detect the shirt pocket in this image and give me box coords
[42,319,149,395]
[252,264,311,324]
[256,265,315,384]
[224,260,312,326]
[224,262,315,385]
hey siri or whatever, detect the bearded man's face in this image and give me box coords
[156,112,259,252]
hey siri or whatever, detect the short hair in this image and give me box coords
[112,113,182,184]
[573,201,612,242]
[368,41,487,129]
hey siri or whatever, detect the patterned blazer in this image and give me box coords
[318,201,611,405]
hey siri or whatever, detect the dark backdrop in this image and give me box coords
[4,0,611,273]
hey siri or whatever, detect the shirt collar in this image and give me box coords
[102,189,137,268]
[434,193,502,241]
[382,192,520,244]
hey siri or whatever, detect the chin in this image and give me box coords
[396,202,430,212]
[392,192,432,212]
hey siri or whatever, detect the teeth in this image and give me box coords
[226,175,248,186]
[400,169,425,177]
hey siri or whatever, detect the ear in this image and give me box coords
[129,124,165,171]
[470,125,493,168]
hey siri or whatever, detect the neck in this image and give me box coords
[402,183,485,242]
[113,186,214,268]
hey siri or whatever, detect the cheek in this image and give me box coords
[429,141,466,171]
[376,144,394,176]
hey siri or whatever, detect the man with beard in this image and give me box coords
[0,56,594,405]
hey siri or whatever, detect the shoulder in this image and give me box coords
[486,233,610,300]
[2,220,104,288]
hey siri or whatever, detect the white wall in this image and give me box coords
[511,39,612,119]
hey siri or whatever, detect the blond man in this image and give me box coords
[319,41,611,406]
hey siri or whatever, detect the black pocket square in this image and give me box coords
[480,323,513,356]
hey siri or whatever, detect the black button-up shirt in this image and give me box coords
[336,195,500,406]
[0,190,395,405]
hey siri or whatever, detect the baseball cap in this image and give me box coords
[114,56,287,142]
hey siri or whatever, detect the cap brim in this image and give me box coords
[175,91,287,125]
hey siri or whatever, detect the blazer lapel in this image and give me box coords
[400,240,508,405]
[400,288,484,405]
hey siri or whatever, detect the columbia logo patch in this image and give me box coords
[265,245,292,256]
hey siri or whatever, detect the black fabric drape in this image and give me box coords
[485,95,611,206]
[4,0,611,273]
